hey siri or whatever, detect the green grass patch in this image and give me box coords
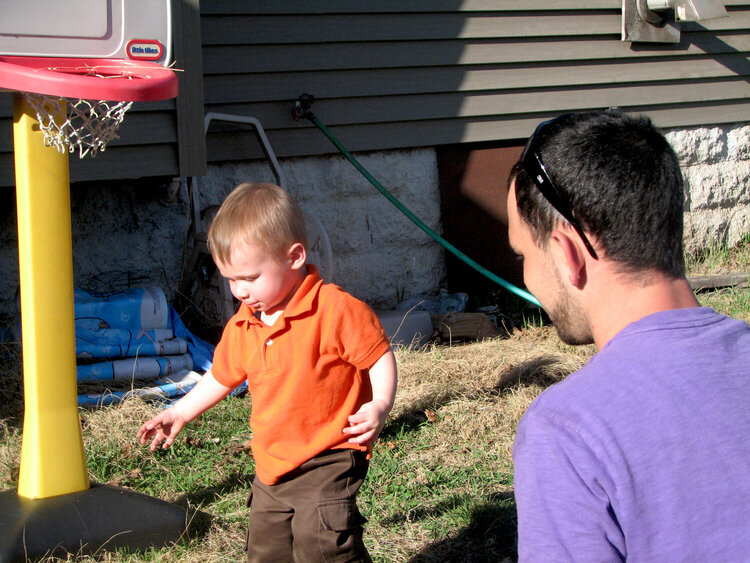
[685,233,750,276]
[687,235,750,323]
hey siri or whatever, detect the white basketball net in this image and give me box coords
[22,92,133,159]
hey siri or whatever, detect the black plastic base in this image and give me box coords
[0,483,187,562]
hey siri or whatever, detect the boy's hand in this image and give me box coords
[137,408,189,451]
[343,398,391,446]
[135,371,233,451]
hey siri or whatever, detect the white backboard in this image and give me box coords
[0,0,172,66]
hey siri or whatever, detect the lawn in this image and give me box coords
[0,236,748,562]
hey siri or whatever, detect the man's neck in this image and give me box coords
[587,271,700,350]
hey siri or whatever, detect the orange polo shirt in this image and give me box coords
[211,265,391,485]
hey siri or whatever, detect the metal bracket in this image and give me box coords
[622,0,681,42]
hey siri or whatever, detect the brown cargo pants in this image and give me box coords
[245,449,372,563]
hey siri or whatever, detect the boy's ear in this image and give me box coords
[287,242,307,270]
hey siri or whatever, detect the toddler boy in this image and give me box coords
[138,182,397,562]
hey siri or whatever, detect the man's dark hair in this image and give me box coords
[510,110,686,278]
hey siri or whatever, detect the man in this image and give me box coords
[508,110,750,562]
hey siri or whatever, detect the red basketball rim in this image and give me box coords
[0,56,178,102]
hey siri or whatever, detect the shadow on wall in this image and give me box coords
[632,22,750,84]
[0,187,18,322]
[0,176,186,320]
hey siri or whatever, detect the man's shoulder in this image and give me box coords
[524,359,601,420]
[526,307,750,424]
[522,313,680,424]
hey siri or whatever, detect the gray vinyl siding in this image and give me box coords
[201,1,750,163]
[1,1,749,185]
[0,95,181,187]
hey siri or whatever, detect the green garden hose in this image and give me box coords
[294,95,541,308]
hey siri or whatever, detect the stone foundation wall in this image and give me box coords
[0,148,445,319]
[666,123,750,252]
[195,148,445,309]
[1,122,748,320]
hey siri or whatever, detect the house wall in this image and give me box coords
[440,122,750,299]
[193,149,446,308]
[1,121,747,323]
[668,124,750,251]
[0,148,444,322]
[0,96,182,187]
[200,1,750,163]
[2,3,749,184]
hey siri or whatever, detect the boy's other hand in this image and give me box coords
[137,408,189,451]
[343,398,390,446]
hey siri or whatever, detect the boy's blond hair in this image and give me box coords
[207,182,307,265]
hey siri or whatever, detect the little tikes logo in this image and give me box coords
[126,39,164,61]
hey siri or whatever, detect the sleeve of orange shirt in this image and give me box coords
[211,312,248,389]
[334,291,392,370]
[344,349,397,446]
[335,291,396,446]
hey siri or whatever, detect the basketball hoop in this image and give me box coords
[0,55,178,158]
[21,93,132,158]
[0,3,192,557]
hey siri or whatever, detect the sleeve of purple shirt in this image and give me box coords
[513,406,626,563]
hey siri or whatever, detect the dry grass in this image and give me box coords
[0,325,594,562]
[394,327,591,415]
[392,327,593,458]
[0,340,23,421]
[0,340,23,488]
[686,233,750,276]
[0,417,21,487]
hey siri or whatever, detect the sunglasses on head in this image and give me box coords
[519,114,599,260]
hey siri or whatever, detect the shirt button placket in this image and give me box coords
[262,332,278,371]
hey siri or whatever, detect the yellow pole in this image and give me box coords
[14,95,89,499]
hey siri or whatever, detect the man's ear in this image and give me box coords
[287,242,307,270]
[550,228,587,288]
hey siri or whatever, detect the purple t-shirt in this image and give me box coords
[513,307,750,562]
